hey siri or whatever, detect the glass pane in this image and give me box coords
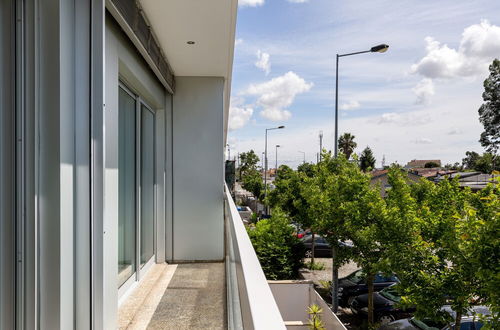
[140,105,155,266]
[118,87,136,287]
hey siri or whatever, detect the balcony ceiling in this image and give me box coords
[139,0,238,78]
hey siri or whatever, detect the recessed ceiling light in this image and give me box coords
[187,41,195,45]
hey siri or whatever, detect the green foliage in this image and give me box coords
[387,174,500,329]
[242,168,264,201]
[305,261,325,270]
[338,132,357,159]
[478,59,500,154]
[247,210,304,280]
[462,151,481,170]
[474,152,500,173]
[307,304,326,330]
[297,162,316,177]
[359,146,376,172]
[238,150,260,176]
[424,161,440,168]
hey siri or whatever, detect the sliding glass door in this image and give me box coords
[118,87,137,287]
[118,84,156,290]
[140,105,155,267]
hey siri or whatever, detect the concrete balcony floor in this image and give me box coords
[118,262,226,330]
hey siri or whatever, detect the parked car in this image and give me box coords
[302,235,331,257]
[350,284,415,325]
[302,235,353,258]
[378,305,491,330]
[339,269,399,307]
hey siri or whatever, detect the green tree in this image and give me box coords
[424,161,440,168]
[269,163,320,264]
[390,177,498,330]
[474,152,499,173]
[241,168,264,202]
[303,152,389,324]
[247,209,304,280]
[359,146,376,172]
[462,151,481,170]
[238,150,260,179]
[297,162,315,177]
[478,59,500,154]
[338,132,357,159]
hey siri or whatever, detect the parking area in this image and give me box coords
[300,258,363,330]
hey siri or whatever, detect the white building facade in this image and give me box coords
[1,0,291,329]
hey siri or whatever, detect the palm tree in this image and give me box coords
[338,133,357,159]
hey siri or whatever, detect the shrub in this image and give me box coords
[247,209,304,280]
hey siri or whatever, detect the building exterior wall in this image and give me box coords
[1,2,229,329]
[172,77,225,261]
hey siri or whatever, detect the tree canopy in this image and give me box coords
[359,146,376,172]
[338,132,357,159]
[478,59,500,154]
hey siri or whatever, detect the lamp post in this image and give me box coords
[298,151,305,164]
[275,145,280,175]
[331,43,389,313]
[226,144,230,161]
[334,44,389,157]
[261,152,264,173]
[264,126,285,215]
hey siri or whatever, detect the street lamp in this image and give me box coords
[226,144,230,161]
[331,43,389,313]
[264,126,285,215]
[275,145,281,174]
[334,44,389,157]
[298,151,305,164]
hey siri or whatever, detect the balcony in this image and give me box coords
[117,186,285,329]
[118,186,346,329]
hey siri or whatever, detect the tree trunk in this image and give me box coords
[455,311,462,330]
[331,245,339,312]
[311,231,315,265]
[367,272,375,325]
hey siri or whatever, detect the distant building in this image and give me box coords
[405,159,442,168]
[370,169,421,197]
[432,172,500,191]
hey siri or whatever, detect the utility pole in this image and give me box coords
[319,131,323,161]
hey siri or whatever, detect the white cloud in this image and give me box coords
[413,78,435,104]
[339,100,361,111]
[287,0,309,3]
[413,138,433,144]
[255,50,271,75]
[239,0,264,7]
[245,71,313,121]
[229,106,254,131]
[447,127,463,135]
[235,38,243,46]
[411,20,500,79]
[377,112,431,126]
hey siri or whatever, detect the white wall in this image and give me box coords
[172,77,225,261]
[104,16,167,329]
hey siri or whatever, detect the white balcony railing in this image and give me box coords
[224,185,287,330]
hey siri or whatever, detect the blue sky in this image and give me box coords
[228,0,500,168]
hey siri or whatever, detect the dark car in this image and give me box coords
[350,284,415,325]
[302,235,331,257]
[378,305,491,330]
[339,269,399,307]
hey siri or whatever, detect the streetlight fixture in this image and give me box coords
[298,151,305,164]
[264,126,285,215]
[334,44,389,157]
[331,43,389,313]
